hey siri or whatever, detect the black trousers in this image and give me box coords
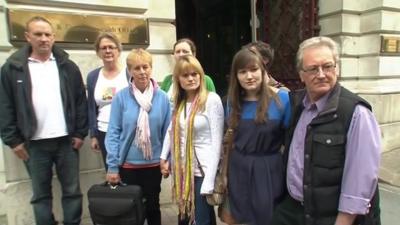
[120,166,162,225]
[271,195,304,225]
[272,194,381,225]
[96,130,108,171]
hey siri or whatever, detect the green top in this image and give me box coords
[160,74,216,92]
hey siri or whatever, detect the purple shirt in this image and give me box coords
[287,93,381,214]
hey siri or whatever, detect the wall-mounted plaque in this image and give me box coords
[6,9,150,48]
[6,0,148,14]
[381,36,400,54]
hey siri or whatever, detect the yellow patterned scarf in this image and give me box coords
[170,96,199,222]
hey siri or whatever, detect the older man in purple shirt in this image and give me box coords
[271,36,381,225]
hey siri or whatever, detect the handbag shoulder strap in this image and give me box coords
[194,126,235,179]
[221,127,234,177]
[194,150,205,177]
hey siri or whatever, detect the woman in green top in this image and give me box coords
[161,38,216,96]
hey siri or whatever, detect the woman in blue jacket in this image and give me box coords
[105,48,171,225]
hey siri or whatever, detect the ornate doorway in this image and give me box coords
[258,0,319,90]
[175,0,319,92]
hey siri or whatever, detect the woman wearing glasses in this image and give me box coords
[224,48,291,225]
[87,32,129,170]
[160,55,224,225]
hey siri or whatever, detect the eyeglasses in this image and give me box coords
[302,63,336,76]
[99,46,118,51]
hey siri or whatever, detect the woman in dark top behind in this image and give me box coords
[86,32,128,170]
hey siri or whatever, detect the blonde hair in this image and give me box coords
[25,16,53,32]
[172,55,208,113]
[126,48,152,70]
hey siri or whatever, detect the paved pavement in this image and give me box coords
[380,148,400,187]
[83,182,400,225]
[82,203,224,225]
[380,182,400,225]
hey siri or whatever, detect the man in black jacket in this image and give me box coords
[271,36,381,225]
[0,16,88,225]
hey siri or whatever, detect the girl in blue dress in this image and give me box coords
[225,48,291,225]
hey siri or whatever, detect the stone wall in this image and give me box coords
[0,0,176,224]
[319,0,400,186]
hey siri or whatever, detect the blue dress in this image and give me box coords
[227,90,291,225]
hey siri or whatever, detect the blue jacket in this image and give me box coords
[105,80,171,173]
[86,67,130,138]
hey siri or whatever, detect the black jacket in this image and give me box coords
[0,44,88,148]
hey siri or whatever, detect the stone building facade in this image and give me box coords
[0,0,176,224]
[319,0,400,186]
[0,0,399,224]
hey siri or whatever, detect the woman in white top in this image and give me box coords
[87,32,129,170]
[160,55,224,225]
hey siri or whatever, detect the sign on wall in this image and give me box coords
[381,36,400,54]
[6,0,148,13]
[6,9,150,48]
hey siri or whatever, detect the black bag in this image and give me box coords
[87,182,145,225]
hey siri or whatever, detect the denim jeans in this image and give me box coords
[25,136,82,225]
[194,177,216,225]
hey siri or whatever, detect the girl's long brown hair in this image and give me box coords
[227,48,279,129]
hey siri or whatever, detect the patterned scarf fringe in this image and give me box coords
[170,97,199,222]
[134,111,152,159]
[131,81,153,160]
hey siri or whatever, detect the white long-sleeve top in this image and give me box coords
[161,92,224,194]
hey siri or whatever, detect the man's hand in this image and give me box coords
[12,143,29,161]
[71,137,84,150]
[335,212,356,225]
[106,172,121,184]
[160,159,170,178]
[90,137,100,152]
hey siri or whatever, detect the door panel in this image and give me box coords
[175,0,251,96]
[259,0,319,90]
[175,0,319,92]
